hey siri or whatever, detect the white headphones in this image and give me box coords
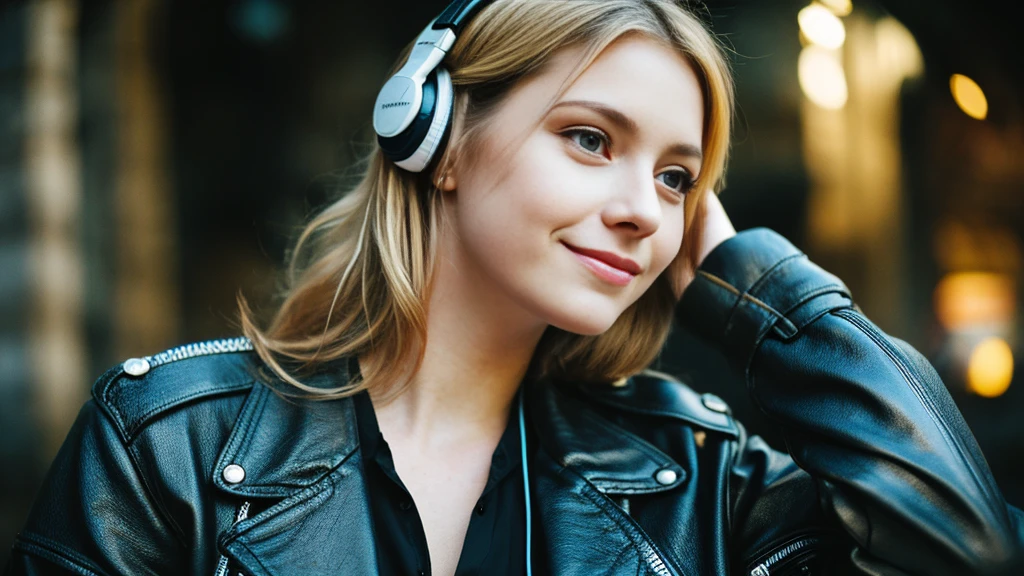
[372,0,494,173]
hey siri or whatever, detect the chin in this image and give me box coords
[542,299,623,336]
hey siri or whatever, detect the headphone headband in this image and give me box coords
[433,0,492,34]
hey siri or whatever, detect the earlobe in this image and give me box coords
[437,173,457,191]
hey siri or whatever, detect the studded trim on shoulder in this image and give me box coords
[147,337,252,368]
[96,337,259,443]
[121,337,253,376]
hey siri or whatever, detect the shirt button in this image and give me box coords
[475,503,485,515]
[399,499,413,511]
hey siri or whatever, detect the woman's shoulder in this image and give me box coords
[571,369,740,439]
[90,337,260,444]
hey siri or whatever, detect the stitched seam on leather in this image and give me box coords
[571,408,679,490]
[115,379,251,440]
[697,271,785,334]
[225,539,272,576]
[776,284,850,317]
[833,309,993,504]
[697,270,740,295]
[119,381,254,442]
[83,402,191,552]
[583,408,674,464]
[14,533,109,576]
[95,367,131,439]
[576,480,680,576]
[581,385,737,436]
[226,470,338,545]
[125,436,191,550]
[241,385,271,453]
[219,384,269,479]
[746,252,805,296]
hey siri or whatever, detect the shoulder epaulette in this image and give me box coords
[93,337,258,442]
[581,369,739,438]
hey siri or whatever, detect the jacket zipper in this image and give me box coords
[213,501,251,576]
[748,536,819,576]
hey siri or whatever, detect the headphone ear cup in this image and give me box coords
[377,68,454,173]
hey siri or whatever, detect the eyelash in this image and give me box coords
[560,127,696,195]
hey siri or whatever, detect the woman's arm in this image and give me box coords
[5,394,186,575]
[676,217,1024,574]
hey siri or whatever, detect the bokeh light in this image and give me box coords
[967,337,1014,398]
[798,45,848,109]
[818,0,853,17]
[933,272,1015,330]
[950,74,988,120]
[798,3,847,49]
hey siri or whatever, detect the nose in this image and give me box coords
[601,166,662,238]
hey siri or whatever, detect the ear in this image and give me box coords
[437,173,457,191]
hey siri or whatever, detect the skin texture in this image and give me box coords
[364,35,735,576]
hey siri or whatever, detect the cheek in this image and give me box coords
[651,214,687,275]
[467,134,592,233]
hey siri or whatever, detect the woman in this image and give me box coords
[7,0,1024,574]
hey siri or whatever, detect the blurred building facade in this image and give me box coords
[1,0,1022,564]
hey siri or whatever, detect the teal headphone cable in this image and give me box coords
[518,386,533,576]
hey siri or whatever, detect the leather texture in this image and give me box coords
[6,228,1024,576]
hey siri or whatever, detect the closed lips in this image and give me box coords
[561,242,642,275]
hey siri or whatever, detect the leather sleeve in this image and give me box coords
[5,394,185,575]
[677,228,1024,576]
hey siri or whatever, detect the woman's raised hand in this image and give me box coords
[674,191,736,299]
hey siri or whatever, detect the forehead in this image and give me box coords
[473,34,704,168]
[567,37,703,140]
[499,34,705,153]
[562,35,702,104]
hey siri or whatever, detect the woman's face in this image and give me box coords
[444,35,705,335]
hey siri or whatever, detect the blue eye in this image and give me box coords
[656,170,695,194]
[564,128,608,155]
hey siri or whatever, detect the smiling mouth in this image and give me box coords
[561,242,641,287]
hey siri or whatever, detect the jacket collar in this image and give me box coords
[527,375,687,494]
[212,365,690,499]
[211,362,691,575]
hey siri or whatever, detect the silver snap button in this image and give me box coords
[655,468,678,485]
[122,357,151,376]
[701,393,729,413]
[222,464,246,484]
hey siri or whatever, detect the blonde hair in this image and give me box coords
[238,0,734,401]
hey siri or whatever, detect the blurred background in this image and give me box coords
[1,0,1022,562]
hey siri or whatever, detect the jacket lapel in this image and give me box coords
[209,363,692,576]
[212,368,380,576]
[527,377,688,576]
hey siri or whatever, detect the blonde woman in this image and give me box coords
[8,1,1023,575]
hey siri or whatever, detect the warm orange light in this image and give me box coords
[933,272,1015,330]
[798,4,846,49]
[950,74,988,120]
[967,337,1013,398]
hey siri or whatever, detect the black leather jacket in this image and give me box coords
[6,228,1024,575]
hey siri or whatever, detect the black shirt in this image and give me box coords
[352,383,535,576]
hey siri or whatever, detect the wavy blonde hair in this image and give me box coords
[239,0,734,401]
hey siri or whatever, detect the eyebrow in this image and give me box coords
[550,99,703,160]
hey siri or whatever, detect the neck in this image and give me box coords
[362,236,548,451]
